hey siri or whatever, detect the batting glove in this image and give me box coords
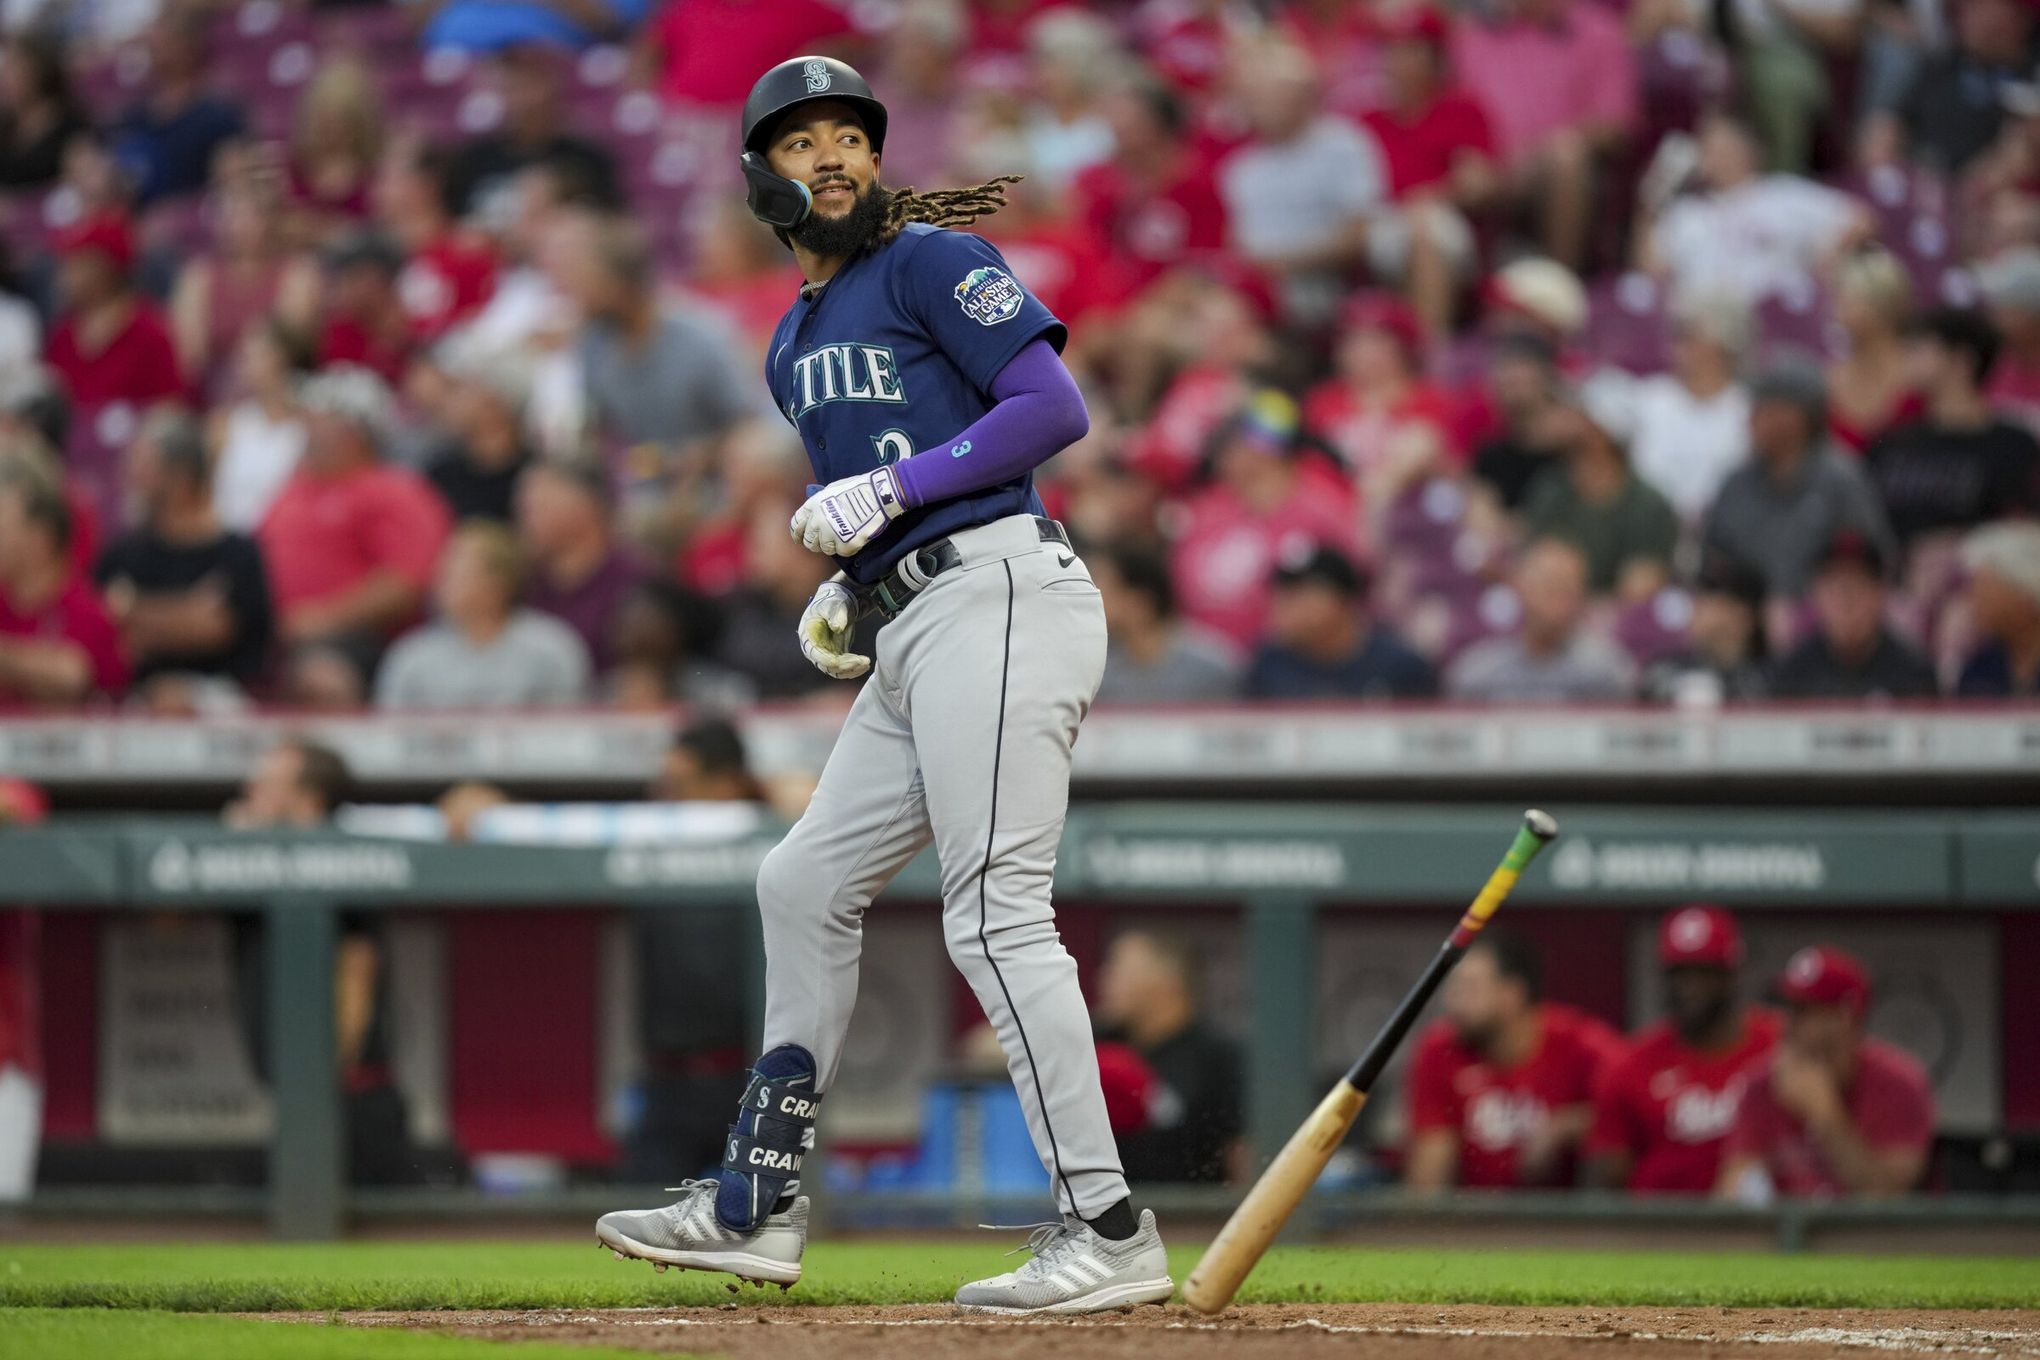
[790,465,906,557]
[797,578,870,680]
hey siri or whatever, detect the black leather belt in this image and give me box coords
[867,516,1070,620]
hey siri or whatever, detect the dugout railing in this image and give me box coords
[3,805,2038,1243]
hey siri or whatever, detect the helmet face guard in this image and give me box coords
[742,152,813,230]
[740,56,887,232]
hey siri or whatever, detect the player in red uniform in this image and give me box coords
[1404,933,1622,1190]
[1716,946,1935,1200]
[1586,905,1780,1194]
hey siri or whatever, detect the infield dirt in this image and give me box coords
[314,1303,2040,1358]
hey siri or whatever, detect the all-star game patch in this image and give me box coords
[953,266,1024,326]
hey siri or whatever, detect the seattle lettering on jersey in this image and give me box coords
[783,343,908,421]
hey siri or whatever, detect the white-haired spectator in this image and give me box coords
[375,520,591,709]
[257,366,451,699]
[1640,114,1869,307]
[1629,294,1753,523]
[1957,521,2040,695]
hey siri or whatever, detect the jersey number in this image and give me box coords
[871,429,913,465]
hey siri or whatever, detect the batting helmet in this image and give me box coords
[742,56,889,157]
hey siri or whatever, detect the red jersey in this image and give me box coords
[1587,1010,1781,1194]
[257,463,450,632]
[0,574,129,702]
[397,235,497,341]
[652,0,856,106]
[1722,1038,1935,1198]
[1361,93,1497,200]
[1072,156,1229,295]
[45,302,185,408]
[1407,1002,1622,1189]
[1303,380,1461,482]
[320,315,417,386]
[1168,468,1359,650]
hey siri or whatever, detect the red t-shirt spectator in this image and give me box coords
[1277,3,1391,117]
[1072,156,1229,296]
[1721,1038,1935,1198]
[1588,1010,1782,1194]
[0,574,130,701]
[982,218,1119,328]
[651,0,857,106]
[45,302,185,409]
[1451,1,1636,167]
[1362,91,1497,200]
[1167,466,1359,650]
[319,316,417,386]
[397,236,497,342]
[1303,381,1461,482]
[1407,1002,1621,1189]
[257,464,451,635]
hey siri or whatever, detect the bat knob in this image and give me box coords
[1524,809,1559,841]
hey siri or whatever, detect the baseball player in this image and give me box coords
[596,56,1173,1314]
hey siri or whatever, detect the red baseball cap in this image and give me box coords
[1658,904,1743,968]
[1341,290,1424,356]
[1776,945,1871,1015]
[55,215,135,274]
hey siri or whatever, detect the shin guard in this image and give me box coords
[715,1044,820,1232]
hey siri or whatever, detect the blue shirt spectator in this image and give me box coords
[1244,543,1437,701]
[112,15,245,204]
[419,0,654,53]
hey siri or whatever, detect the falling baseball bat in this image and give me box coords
[1180,809,1560,1316]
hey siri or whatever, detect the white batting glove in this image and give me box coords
[790,465,906,557]
[797,578,870,680]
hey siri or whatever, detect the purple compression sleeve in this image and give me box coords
[889,339,1089,509]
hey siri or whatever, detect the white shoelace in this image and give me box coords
[980,1219,1082,1272]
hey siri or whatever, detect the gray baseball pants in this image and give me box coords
[753,513,1126,1218]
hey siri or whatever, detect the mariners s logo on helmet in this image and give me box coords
[803,59,832,93]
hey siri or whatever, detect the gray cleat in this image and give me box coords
[596,1179,808,1286]
[955,1210,1173,1314]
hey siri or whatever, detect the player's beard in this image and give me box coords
[791,180,892,258]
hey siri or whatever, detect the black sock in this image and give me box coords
[1084,1197,1138,1241]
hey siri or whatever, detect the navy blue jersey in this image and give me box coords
[765,222,1066,584]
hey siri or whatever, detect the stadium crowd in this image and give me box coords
[1,0,2040,714]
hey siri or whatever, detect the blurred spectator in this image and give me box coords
[712,498,857,697]
[1954,520,2040,694]
[1446,537,1635,702]
[1770,530,1940,698]
[0,239,39,391]
[1870,0,2033,176]
[1072,78,1227,297]
[1641,115,1867,306]
[258,367,451,688]
[686,196,807,370]
[1216,41,1388,326]
[94,409,271,697]
[44,215,185,409]
[1702,360,1895,602]
[1519,376,1679,599]
[1638,552,1772,705]
[209,320,311,534]
[1587,906,1781,1194]
[286,56,383,241]
[375,141,498,342]
[606,578,746,708]
[109,12,246,204]
[1826,248,1922,454]
[516,460,645,672]
[1021,9,1120,191]
[0,456,127,704]
[1471,334,1567,510]
[375,520,592,708]
[0,33,87,189]
[1485,255,1590,354]
[424,346,536,523]
[1865,307,2040,549]
[548,213,748,515]
[445,44,620,219]
[1167,390,1359,649]
[1978,248,2040,434]
[1453,0,1636,269]
[1717,946,1934,1200]
[224,736,351,829]
[1304,293,1455,505]
[1093,542,1239,704]
[0,775,44,1201]
[869,0,968,191]
[1358,9,1496,336]
[1725,0,1863,173]
[643,0,857,106]
[1244,541,1436,700]
[308,231,419,385]
[421,0,652,54]
[1094,930,1242,1185]
[169,175,308,396]
[1405,932,1620,1190]
[1629,295,1752,524]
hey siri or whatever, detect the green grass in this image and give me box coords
[1,1241,2036,1312]
[0,1309,651,1360]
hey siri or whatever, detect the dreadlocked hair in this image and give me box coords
[878,175,1024,244]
